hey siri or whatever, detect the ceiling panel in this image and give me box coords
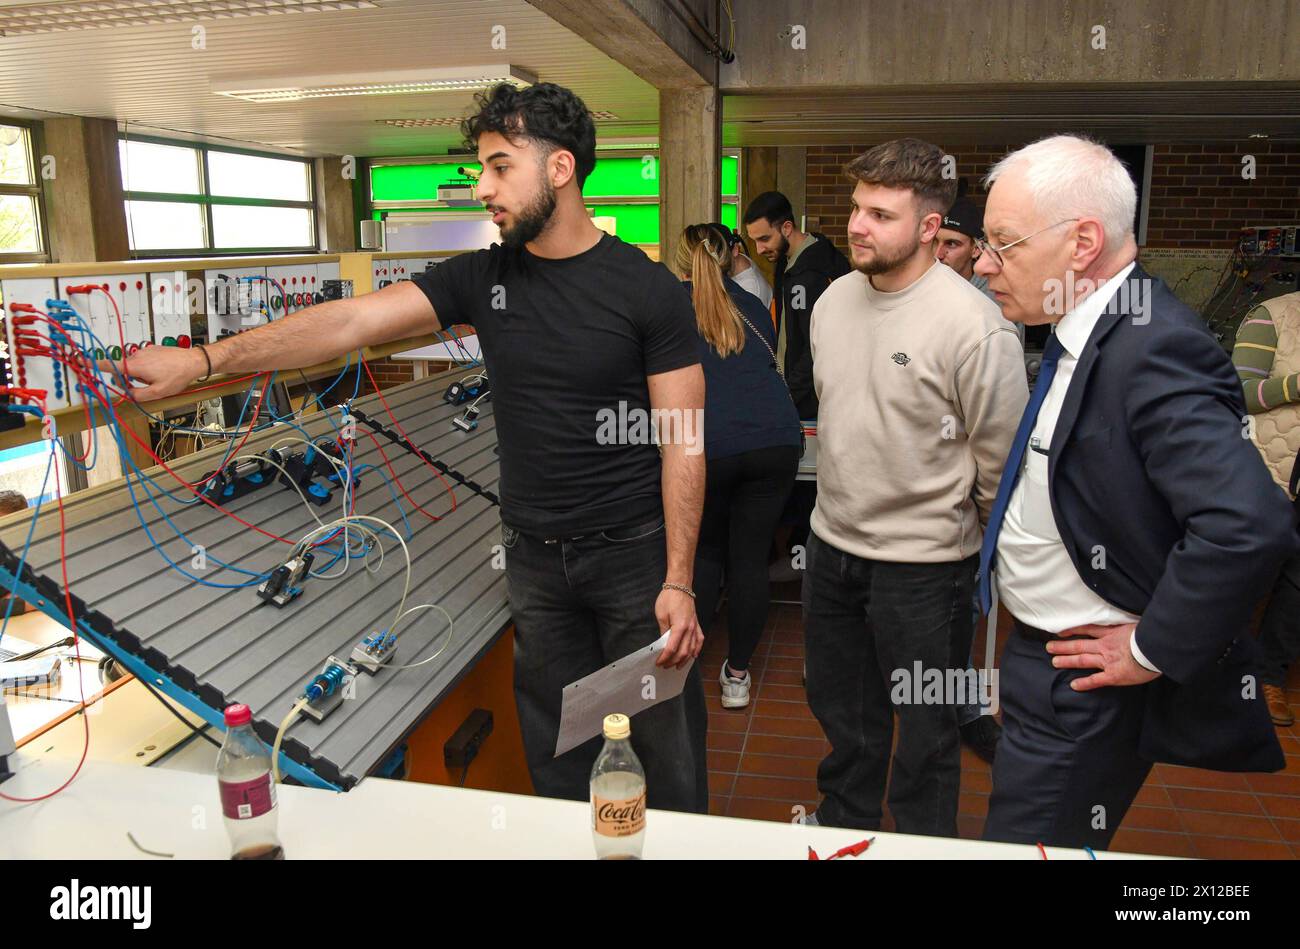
[0,0,658,156]
[1,0,1294,158]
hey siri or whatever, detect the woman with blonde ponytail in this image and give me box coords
[677,223,802,710]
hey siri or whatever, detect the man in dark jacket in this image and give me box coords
[743,191,851,419]
[975,134,1296,849]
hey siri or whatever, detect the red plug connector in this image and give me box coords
[0,386,49,399]
[807,836,876,861]
[65,283,108,295]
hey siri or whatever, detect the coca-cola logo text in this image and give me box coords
[598,797,645,825]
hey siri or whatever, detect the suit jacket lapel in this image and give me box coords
[1048,264,1149,482]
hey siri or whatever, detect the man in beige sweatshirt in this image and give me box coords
[802,139,1027,835]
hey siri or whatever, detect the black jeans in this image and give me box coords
[802,531,977,835]
[694,444,799,671]
[504,516,708,813]
[1259,552,1300,688]
[983,624,1151,849]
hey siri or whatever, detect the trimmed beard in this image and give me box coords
[500,178,557,249]
[853,233,921,277]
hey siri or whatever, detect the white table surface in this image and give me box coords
[392,336,482,362]
[797,430,817,481]
[0,753,1157,860]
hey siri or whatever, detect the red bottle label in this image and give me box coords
[219,774,276,820]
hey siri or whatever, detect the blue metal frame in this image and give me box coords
[0,565,341,791]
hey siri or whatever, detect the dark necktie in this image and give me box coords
[977,333,1067,615]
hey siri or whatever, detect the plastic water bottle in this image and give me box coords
[590,713,646,860]
[217,703,284,860]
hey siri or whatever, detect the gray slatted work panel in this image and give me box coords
[0,367,507,789]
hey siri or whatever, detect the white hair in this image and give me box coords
[984,135,1136,250]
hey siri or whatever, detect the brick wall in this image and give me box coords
[1145,142,1299,248]
[356,355,471,395]
[359,355,414,394]
[805,140,1300,256]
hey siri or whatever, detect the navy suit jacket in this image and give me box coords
[1046,263,1298,771]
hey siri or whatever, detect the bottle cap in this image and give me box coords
[603,713,630,740]
[224,703,252,727]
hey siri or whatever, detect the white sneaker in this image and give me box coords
[719,662,751,709]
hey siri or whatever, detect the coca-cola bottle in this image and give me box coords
[217,704,284,860]
[590,713,646,860]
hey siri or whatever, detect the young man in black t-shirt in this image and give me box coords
[102,82,709,813]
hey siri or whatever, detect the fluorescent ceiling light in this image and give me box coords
[0,0,379,36]
[379,108,616,129]
[214,66,537,103]
[377,118,465,129]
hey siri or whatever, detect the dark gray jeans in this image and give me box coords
[503,516,708,813]
[802,531,977,835]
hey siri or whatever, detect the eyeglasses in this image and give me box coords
[975,218,1079,267]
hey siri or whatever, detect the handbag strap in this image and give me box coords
[735,307,806,451]
[736,310,785,383]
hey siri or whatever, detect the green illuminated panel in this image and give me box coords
[373,154,738,203]
[721,155,737,194]
[379,203,737,245]
[585,204,660,244]
[371,163,479,202]
[584,157,658,197]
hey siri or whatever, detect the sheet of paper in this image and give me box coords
[554,631,693,757]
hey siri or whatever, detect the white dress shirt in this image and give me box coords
[995,261,1160,672]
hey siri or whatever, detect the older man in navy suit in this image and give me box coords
[973,135,1297,850]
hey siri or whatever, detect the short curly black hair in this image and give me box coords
[462,82,597,188]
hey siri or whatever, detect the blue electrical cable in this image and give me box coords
[9,295,406,600]
[59,338,271,586]
[0,449,55,652]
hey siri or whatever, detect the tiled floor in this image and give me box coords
[702,586,1300,859]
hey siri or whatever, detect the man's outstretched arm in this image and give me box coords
[96,280,439,402]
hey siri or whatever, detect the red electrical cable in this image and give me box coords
[360,357,463,503]
[10,314,97,461]
[21,321,286,514]
[362,428,457,522]
[807,836,876,860]
[24,353,302,546]
[93,387,308,544]
[41,332,273,493]
[11,317,456,585]
[90,285,133,389]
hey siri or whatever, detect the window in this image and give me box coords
[120,136,316,256]
[0,122,47,263]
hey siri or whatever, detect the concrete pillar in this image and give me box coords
[42,117,128,262]
[318,156,357,252]
[739,147,778,283]
[659,85,721,267]
[777,146,807,227]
